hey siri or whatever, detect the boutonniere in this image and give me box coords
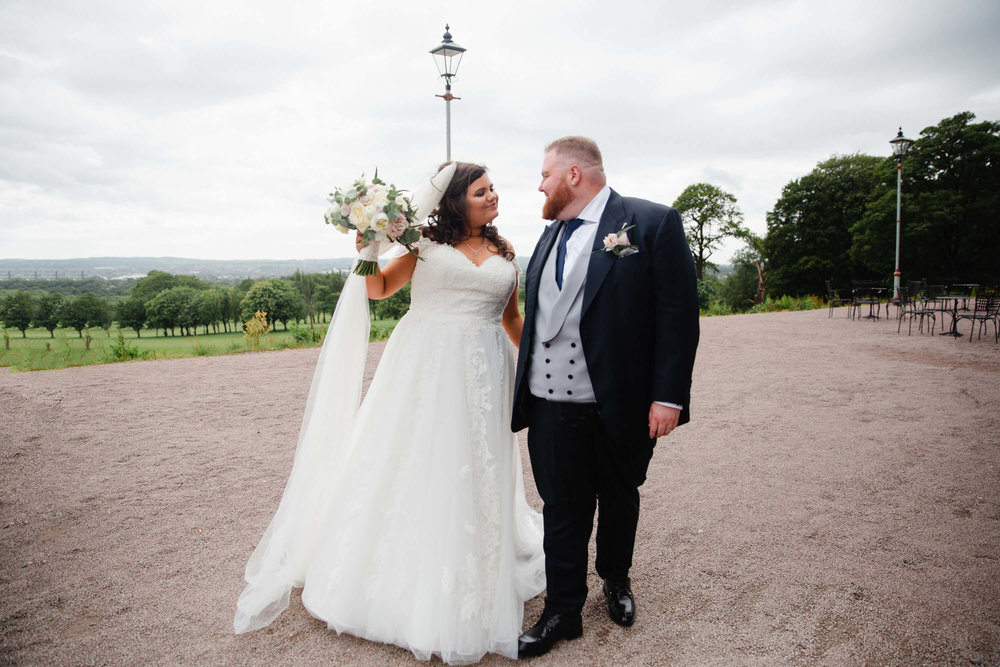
[594,224,638,257]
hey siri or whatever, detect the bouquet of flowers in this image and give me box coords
[324,171,421,276]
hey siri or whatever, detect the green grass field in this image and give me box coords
[1,320,400,372]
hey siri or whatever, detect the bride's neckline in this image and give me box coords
[443,242,506,269]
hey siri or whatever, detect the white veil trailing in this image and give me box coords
[234,162,457,634]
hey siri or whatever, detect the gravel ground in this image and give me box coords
[1,307,998,666]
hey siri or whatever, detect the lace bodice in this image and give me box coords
[407,241,518,323]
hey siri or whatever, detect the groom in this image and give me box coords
[512,136,699,657]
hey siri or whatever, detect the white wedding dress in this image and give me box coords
[235,239,545,665]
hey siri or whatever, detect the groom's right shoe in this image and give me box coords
[517,612,583,658]
[603,577,636,627]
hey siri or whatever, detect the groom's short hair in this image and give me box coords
[546,136,603,169]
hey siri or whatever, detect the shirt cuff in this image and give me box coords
[654,401,683,411]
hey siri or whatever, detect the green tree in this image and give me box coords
[116,297,147,337]
[673,183,744,280]
[131,270,180,302]
[197,286,230,334]
[373,283,411,320]
[695,274,722,312]
[766,154,884,296]
[84,295,114,335]
[58,295,101,337]
[33,293,64,337]
[853,111,1000,283]
[240,279,303,330]
[289,270,320,327]
[315,271,346,322]
[1,292,35,337]
[179,293,203,336]
[131,271,208,303]
[719,247,764,312]
[224,286,245,333]
[146,287,200,336]
[315,284,335,322]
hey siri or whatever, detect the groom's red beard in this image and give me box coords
[542,179,574,220]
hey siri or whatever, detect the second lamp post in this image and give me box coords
[889,127,914,302]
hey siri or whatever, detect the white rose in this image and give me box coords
[395,194,409,208]
[368,184,388,208]
[349,201,369,231]
[372,211,389,234]
[604,233,620,248]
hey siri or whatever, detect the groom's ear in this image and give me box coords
[568,165,581,186]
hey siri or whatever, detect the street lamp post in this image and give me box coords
[889,127,914,302]
[429,25,466,162]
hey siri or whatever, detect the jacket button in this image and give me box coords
[568,375,573,380]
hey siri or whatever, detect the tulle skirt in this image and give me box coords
[235,276,544,665]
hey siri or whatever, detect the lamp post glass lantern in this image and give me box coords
[890,127,914,301]
[430,25,466,162]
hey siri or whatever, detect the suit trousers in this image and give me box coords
[526,396,640,615]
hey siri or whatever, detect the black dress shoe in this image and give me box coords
[517,612,583,658]
[603,577,636,626]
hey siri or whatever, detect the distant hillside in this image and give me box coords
[0,257,356,281]
[0,255,535,283]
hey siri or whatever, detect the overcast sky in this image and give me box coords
[2,0,999,264]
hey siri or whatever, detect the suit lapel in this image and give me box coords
[582,189,630,316]
[525,221,560,324]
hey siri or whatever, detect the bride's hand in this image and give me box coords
[355,231,366,253]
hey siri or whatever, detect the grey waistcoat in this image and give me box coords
[527,235,596,403]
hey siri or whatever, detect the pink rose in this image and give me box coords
[387,215,408,240]
[604,233,620,249]
[617,231,631,246]
[340,203,351,217]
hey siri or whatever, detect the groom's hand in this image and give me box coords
[648,403,680,439]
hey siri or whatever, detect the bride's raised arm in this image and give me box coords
[356,233,418,300]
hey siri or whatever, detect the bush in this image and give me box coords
[243,310,272,348]
[106,332,149,362]
[289,324,323,344]
[369,325,392,341]
[189,337,212,356]
[748,295,823,313]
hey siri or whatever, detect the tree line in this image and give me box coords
[672,111,999,312]
[0,269,347,338]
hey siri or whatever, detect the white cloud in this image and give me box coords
[1,0,998,262]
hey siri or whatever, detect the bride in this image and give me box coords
[234,161,545,664]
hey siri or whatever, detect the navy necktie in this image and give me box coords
[555,218,585,289]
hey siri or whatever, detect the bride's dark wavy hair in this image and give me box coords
[422,161,515,261]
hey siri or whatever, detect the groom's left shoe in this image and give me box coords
[603,577,636,627]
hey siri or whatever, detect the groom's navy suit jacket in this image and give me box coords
[512,189,700,485]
